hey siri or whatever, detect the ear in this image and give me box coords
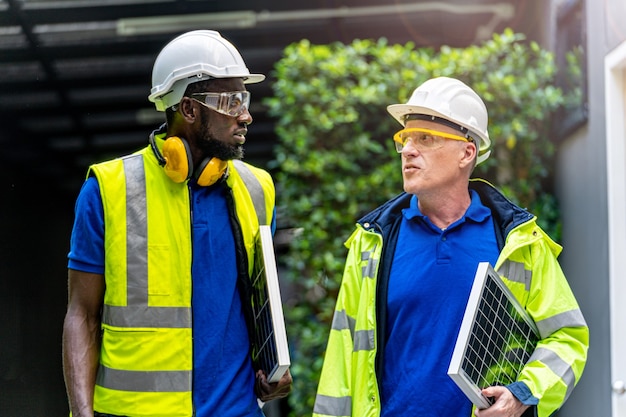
[459,141,478,169]
[178,97,196,123]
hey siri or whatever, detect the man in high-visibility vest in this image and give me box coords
[62,30,292,417]
[314,77,588,417]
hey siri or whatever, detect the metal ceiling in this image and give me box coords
[0,0,536,197]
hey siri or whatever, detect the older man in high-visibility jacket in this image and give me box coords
[314,77,588,417]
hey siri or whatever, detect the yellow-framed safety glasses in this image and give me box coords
[393,127,472,153]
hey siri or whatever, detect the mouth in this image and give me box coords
[403,162,420,173]
[233,130,247,144]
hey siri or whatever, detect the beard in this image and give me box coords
[195,111,244,160]
[197,135,244,161]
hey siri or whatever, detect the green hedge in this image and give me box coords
[264,29,575,416]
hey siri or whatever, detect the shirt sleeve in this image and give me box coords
[507,381,538,416]
[67,176,105,274]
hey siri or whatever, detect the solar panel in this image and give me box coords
[250,225,291,383]
[448,262,539,409]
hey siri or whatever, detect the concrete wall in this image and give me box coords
[555,0,626,416]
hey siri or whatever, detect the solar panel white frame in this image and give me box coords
[448,262,539,409]
[250,225,291,383]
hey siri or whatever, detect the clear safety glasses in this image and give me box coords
[190,91,251,117]
[393,127,472,153]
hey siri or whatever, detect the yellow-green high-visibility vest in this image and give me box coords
[88,143,274,416]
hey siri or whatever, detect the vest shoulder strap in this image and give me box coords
[232,159,268,226]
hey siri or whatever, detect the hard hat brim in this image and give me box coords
[243,74,265,84]
[387,103,443,127]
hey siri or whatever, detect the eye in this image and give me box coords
[229,92,247,112]
[418,134,436,146]
[230,97,242,108]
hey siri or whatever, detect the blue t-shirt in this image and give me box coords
[68,176,264,417]
[381,191,499,417]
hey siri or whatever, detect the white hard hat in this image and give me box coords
[387,77,491,164]
[148,30,265,111]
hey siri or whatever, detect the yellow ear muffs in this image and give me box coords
[157,134,227,186]
[161,136,193,183]
[195,157,228,187]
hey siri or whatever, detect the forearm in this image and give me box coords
[62,309,101,416]
[63,269,105,417]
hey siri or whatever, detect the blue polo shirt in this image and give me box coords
[381,190,499,417]
[68,176,264,417]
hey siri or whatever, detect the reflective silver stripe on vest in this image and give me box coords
[354,329,375,351]
[103,305,191,328]
[535,309,587,339]
[101,155,192,329]
[314,394,351,417]
[125,156,149,305]
[528,347,576,400]
[497,260,532,291]
[361,248,378,279]
[233,160,267,225]
[97,364,191,392]
[332,309,356,338]
[331,310,374,352]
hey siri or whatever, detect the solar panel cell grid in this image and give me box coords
[448,262,539,409]
[249,225,291,383]
[251,260,280,378]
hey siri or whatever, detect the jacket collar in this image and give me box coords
[358,178,534,251]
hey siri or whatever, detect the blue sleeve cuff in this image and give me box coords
[68,259,105,275]
[507,381,539,406]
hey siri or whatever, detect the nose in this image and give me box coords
[401,138,419,156]
[238,106,253,125]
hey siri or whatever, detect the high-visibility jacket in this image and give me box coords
[313,179,588,417]
[88,139,274,416]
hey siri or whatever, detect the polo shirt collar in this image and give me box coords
[403,189,491,227]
